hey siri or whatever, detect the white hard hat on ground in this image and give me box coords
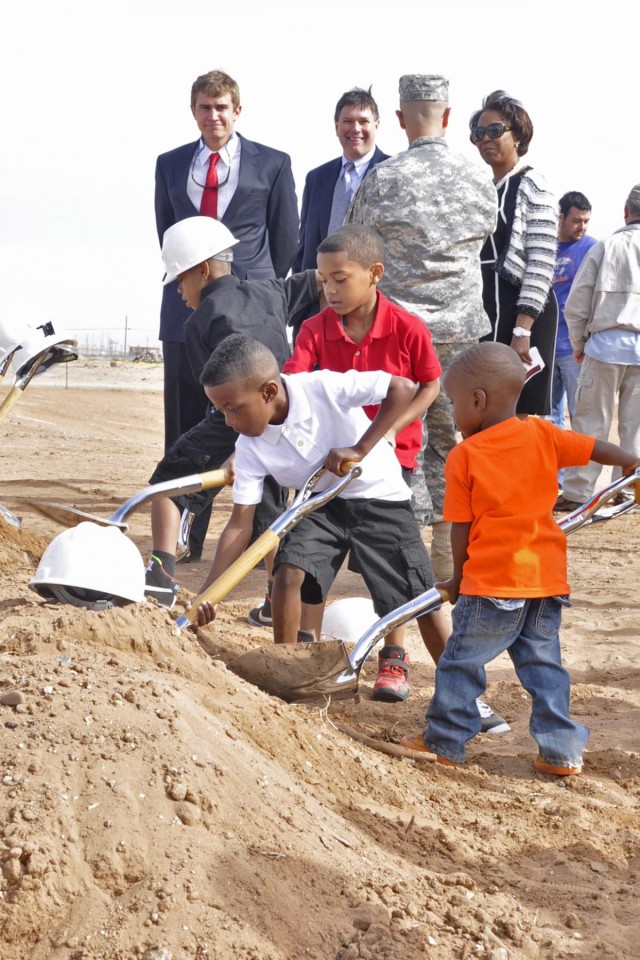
[0,317,77,378]
[321,597,378,644]
[162,216,239,285]
[29,522,146,610]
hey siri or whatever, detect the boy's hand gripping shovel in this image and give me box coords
[229,467,640,705]
[174,462,362,630]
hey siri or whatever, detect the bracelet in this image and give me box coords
[512,326,532,338]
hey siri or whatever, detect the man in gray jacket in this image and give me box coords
[555,183,640,510]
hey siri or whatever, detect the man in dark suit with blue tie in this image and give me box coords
[291,87,388,341]
[155,69,298,560]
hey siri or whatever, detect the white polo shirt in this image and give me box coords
[233,370,411,504]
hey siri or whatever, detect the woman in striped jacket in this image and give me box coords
[470,90,558,415]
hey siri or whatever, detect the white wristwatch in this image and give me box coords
[512,326,532,338]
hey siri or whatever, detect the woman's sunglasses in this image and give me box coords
[470,122,512,144]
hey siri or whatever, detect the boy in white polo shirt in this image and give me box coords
[192,333,449,676]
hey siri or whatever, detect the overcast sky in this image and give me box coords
[1,0,634,352]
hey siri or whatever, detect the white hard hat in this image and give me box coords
[0,317,77,378]
[321,597,378,644]
[162,216,239,285]
[29,522,146,610]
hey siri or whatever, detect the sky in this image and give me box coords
[1,0,634,353]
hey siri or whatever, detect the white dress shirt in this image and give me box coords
[186,132,241,218]
[343,145,376,197]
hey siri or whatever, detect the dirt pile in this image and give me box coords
[0,372,639,959]
[1,511,639,960]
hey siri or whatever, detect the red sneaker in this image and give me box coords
[372,645,410,703]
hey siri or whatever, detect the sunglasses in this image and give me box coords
[190,145,232,190]
[470,122,512,144]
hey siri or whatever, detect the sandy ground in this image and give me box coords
[0,360,639,960]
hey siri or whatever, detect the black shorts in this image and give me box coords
[274,497,434,616]
[149,414,287,537]
[347,465,413,575]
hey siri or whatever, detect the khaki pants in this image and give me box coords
[561,355,640,502]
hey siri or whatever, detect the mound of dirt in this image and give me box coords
[1,375,639,959]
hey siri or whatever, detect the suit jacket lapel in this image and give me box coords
[221,134,258,224]
[174,140,200,214]
[318,157,343,236]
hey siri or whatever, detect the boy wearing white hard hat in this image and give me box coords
[145,216,322,609]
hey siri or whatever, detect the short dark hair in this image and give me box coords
[317,225,384,268]
[334,86,379,123]
[200,334,278,388]
[446,341,526,399]
[559,191,592,217]
[626,193,640,219]
[469,90,533,157]
[191,70,240,109]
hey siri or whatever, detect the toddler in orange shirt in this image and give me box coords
[401,341,640,775]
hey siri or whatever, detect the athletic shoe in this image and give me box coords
[144,555,180,609]
[553,494,583,512]
[176,550,202,565]
[247,591,272,627]
[398,733,459,766]
[297,629,316,643]
[476,698,511,735]
[372,645,410,703]
[534,755,581,776]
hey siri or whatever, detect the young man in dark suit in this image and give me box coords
[155,69,299,561]
[291,87,389,342]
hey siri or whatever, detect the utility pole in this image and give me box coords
[124,315,128,358]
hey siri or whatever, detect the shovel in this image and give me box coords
[174,462,362,630]
[23,466,234,532]
[229,467,640,705]
[0,503,21,529]
[0,343,77,424]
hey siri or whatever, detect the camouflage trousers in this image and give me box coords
[411,341,477,525]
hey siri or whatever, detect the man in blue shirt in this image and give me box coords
[551,192,597,430]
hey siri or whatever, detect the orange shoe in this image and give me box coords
[534,755,581,776]
[398,733,460,766]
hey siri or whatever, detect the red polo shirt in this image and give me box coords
[284,291,441,469]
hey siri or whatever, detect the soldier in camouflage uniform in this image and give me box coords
[347,74,497,578]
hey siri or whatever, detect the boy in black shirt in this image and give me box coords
[145,216,321,608]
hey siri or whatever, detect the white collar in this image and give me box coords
[342,145,376,174]
[197,131,240,164]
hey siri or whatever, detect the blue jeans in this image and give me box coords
[551,354,581,488]
[551,353,581,428]
[423,595,589,765]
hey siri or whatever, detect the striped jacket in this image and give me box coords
[495,166,557,319]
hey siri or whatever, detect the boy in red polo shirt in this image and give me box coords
[281,226,507,732]
[287,225,441,484]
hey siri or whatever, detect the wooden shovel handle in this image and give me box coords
[0,386,22,423]
[200,466,234,490]
[182,528,281,623]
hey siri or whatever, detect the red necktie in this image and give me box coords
[200,153,220,219]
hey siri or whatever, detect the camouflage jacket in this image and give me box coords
[347,137,497,343]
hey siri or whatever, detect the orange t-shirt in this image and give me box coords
[443,417,596,597]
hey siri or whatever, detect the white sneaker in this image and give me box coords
[476,698,511,735]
